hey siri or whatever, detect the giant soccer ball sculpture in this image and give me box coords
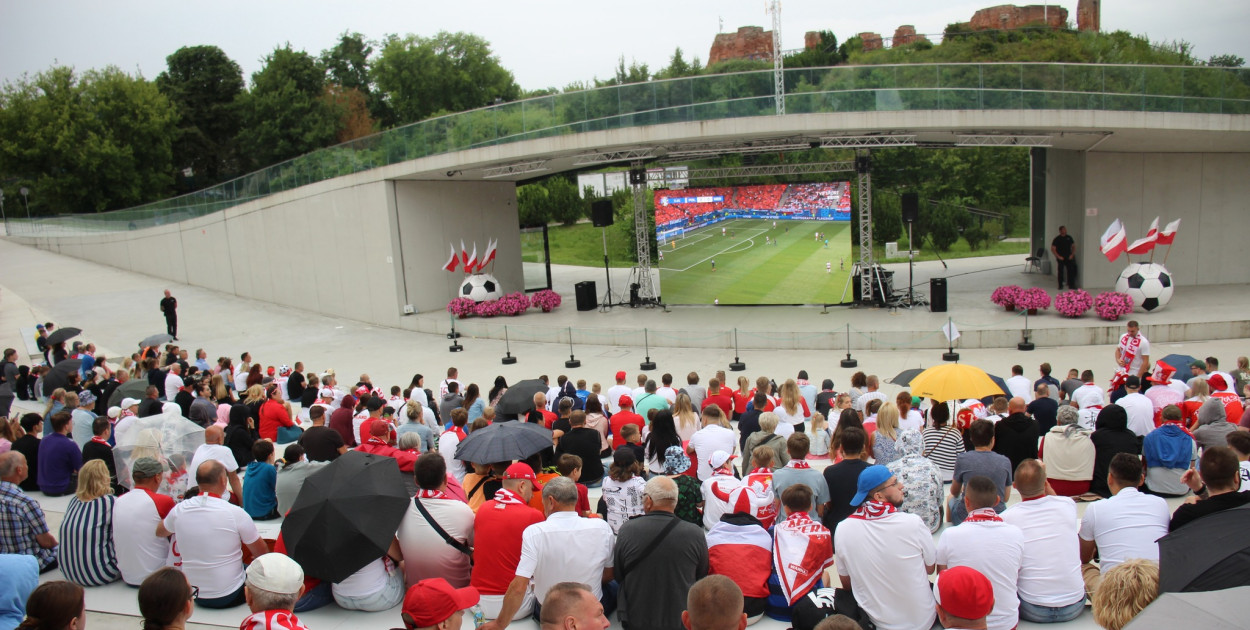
[459,273,503,303]
[1115,263,1173,312]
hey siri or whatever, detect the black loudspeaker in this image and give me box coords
[901,192,919,223]
[930,277,948,312]
[574,281,597,311]
[851,268,894,305]
[591,200,614,227]
[628,169,647,185]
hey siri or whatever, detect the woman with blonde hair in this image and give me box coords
[733,375,753,419]
[807,412,831,459]
[209,374,231,404]
[1182,378,1210,429]
[672,392,702,442]
[43,388,68,422]
[773,378,811,436]
[872,402,902,465]
[57,459,120,585]
[1092,559,1158,630]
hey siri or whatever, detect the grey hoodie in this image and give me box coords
[1193,398,1234,452]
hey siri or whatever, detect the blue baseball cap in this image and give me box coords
[850,465,894,506]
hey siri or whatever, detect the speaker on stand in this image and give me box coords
[592,200,618,309]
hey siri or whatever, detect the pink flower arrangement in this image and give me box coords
[446,297,477,318]
[991,285,1024,309]
[1054,289,1094,318]
[531,290,562,312]
[1017,287,1051,311]
[1094,291,1135,321]
[497,292,531,316]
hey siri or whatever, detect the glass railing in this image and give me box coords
[8,62,1248,236]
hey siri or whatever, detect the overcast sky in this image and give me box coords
[2,1,1246,91]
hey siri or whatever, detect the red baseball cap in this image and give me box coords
[403,578,480,627]
[616,371,627,381]
[618,395,633,408]
[1208,373,1228,392]
[933,566,994,620]
[503,462,543,490]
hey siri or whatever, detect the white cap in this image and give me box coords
[107,406,122,419]
[708,450,737,470]
[319,387,335,399]
[245,553,304,594]
[121,397,141,408]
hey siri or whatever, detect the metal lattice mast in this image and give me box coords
[856,150,874,299]
[769,0,785,115]
[631,162,657,300]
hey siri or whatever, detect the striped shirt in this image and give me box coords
[922,426,965,482]
[59,495,120,586]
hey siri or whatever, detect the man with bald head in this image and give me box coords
[189,424,243,500]
[0,451,58,572]
[1001,460,1086,623]
[993,397,1040,472]
[682,575,747,630]
[539,582,610,630]
[157,460,268,608]
[615,476,709,630]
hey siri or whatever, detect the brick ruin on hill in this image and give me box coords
[708,26,774,66]
[969,4,1068,31]
[1077,0,1101,33]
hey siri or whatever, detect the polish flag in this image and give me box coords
[1156,219,1181,245]
[460,240,469,268]
[477,238,497,272]
[1126,233,1157,255]
[442,244,458,272]
[465,243,478,272]
[1145,217,1160,239]
[1099,219,1128,262]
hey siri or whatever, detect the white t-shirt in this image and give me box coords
[163,495,261,598]
[1000,496,1085,607]
[936,520,1025,630]
[630,386,647,403]
[1239,460,1250,492]
[834,511,937,630]
[1077,487,1169,573]
[397,497,475,587]
[899,409,924,432]
[113,489,173,586]
[515,512,614,602]
[855,391,888,414]
[656,387,678,405]
[164,372,184,401]
[332,558,389,598]
[440,378,464,399]
[438,431,466,481]
[1117,394,1156,437]
[606,385,631,413]
[190,444,240,476]
[408,388,429,408]
[688,425,737,480]
[234,367,250,392]
[1006,375,1034,401]
[701,474,745,530]
[1072,384,1105,410]
[1118,334,1151,374]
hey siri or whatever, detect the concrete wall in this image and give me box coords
[1044,149,1250,289]
[390,180,522,315]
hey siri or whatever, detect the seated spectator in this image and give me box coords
[242,441,280,520]
[439,408,469,483]
[583,396,611,456]
[556,411,605,486]
[1079,453,1169,598]
[609,395,644,450]
[113,457,174,586]
[258,383,301,443]
[887,429,944,532]
[36,411,82,496]
[922,402,964,482]
[741,413,788,475]
[871,402,903,465]
[1001,459,1086,624]
[682,575,748,630]
[738,447,779,529]
[936,475,1025,630]
[1028,383,1061,434]
[275,444,324,516]
[706,486,772,623]
[397,453,474,588]
[949,420,1013,525]
[1192,398,1235,452]
[356,419,419,473]
[402,578,482,630]
[189,425,244,501]
[11,414,41,493]
[1143,404,1196,496]
[619,424,645,464]
[1041,405,1096,496]
[661,446,703,526]
[689,407,736,481]
[1091,559,1159,630]
[771,485,832,614]
[57,460,119,586]
[554,456,591,517]
[18,581,84,630]
[138,568,195,630]
[1091,405,1142,498]
[241,554,309,629]
[601,449,647,534]
[0,452,57,572]
[224,403,258,468]
[470,462,545,620]
[0,554,38,629]
[821,426,870,542]
[772,433,829,520]
[80,416,120,493]
[933,566,997,630]
[702,450,744,530]
[1169,446,1250,531]
[993,397,1041,472]
[332,547,405,612]
[1228,431,1250,490]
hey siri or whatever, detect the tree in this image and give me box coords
[373,31,520,125]
[785,30,842,68]
[156,45,245,190]
[655,48,701,79]
[321,32,391,126]
[872,192,903,245]
[1207,54,1245,68]
[0,66,176,214]
[545,177,586,226]
[237,45,338,168]
[925,201,962,251]
[323,85,376,143]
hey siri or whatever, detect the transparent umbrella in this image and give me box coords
[112,407,205,498]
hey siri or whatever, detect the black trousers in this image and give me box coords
[1057,258,1078,289]
[165,315,177,337]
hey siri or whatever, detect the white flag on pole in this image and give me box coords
[942,321,960,343]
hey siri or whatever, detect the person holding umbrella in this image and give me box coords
[160,290,178,340]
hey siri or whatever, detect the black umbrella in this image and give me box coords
[455,420,553,463]
[46,327,81,345]
[108,379,152,408]
[139,333,174,348]
[1124,586,1250,629]
[280,451,411,583]
[1159,504,1250,594]
[887,368,925,387]
[1161,354,1202,373]
[42,359,84,395]
[494,379,548,416]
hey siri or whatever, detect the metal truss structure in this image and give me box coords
[481,160,549,178]
[820,135,917,148]
[768,0,785,116]
[856,151,875,300]
[629,161,658,301]
[648,161,855,185]
[664,139,815,160]
[572,147,659,166]
[955,134,1053,147]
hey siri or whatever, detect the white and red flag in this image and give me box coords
[1126,233,1157,255]
[772,511,833,604]
[1145,217,1160,239]
[442,243,459,272]
[459,240,469,268]
[464,243,478,273]
[1156,219,1181,245]
[1099,219,1128,262]
[477,238,497,272]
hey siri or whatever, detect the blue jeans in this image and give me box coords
[1018,597,1085,623]
[196,584,246,609]
[293,582,334,613]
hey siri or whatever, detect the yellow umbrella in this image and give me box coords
[907,363,1004,402]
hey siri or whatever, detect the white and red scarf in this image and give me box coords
[1112,333,1143,389]
[442,426,467,441]
[963,507,1003,523]
[416,489,449,500]
[239,610,311,630]
[784,459,811,470]
[847,499,897,521]
[492,488,525,507]
[772,512,833,604]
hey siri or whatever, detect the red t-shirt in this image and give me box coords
[470,499,545,595]
[703,393,734,418]
[540,409,558,429]
[142,488,176,519]
[575,482,591,515]
[258,399,295,441]
[609,411,645,449]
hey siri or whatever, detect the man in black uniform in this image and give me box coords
[159,289,178,340]
[1051,225,1077,290]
